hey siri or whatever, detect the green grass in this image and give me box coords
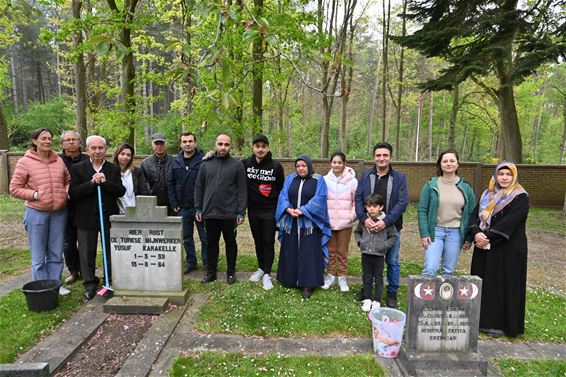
[0,247,29,282]
[0,286,85,363]
[522,289,566,343]
[0,193,25,215]
[527,207,566,237]
[494,358,566,377]
[171,352,385,377]
[192,279,407,337]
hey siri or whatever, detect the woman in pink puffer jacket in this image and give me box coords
[322,152,358,292]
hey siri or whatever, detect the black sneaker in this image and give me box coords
[227,273,237,284]
[184,265,197,274]
[200,274,217,284]
[84,289,96,300]
[386,292,398,308]
[302,287,313,299]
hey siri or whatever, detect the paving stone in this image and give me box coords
[103,296,169,314]
[0,272,32,298]
[112,289,190,306]
[0,363,48,377]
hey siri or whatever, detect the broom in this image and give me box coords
[96,184,113,298]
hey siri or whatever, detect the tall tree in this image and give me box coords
[72,0,87,139]
[251,0,264,134]
[395,0,566,163]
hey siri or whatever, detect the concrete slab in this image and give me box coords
[0,271,31,298]
[103,296,169,314]
[116,298,191,377]
[16,301,109,374]
[398,348,488,376]
[0,363,48,377]
[112,289,190,305]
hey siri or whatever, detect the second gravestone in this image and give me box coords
[109,196,189,305]
[398,275,488,376]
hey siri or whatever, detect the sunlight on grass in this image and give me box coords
[171,352,385,377]
[494,358,566,377]
[0,287,85,363]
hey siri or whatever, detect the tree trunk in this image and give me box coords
[0,105,8,150]
[251,0,264,135]
[448,84,459,149]
[560,98,566,164]
[427,91,433,160]
[532,76,547,161]
[9,52,19,118]
[321,95,331,157]
[73,0,87,140]
[415,97,422,161]
[381,0,390,141]
[394,0,407,160]
[461,117,468,157]
[368,53,381,155]
[497,84,522,163]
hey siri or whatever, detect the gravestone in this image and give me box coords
[398,275,488,376]
[109,196,189,306]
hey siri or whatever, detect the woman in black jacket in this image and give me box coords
[469,162,529,338]
[113,143,149,213]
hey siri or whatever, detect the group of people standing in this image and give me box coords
[9,129,529,339]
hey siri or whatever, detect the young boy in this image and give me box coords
[354,194,399,312]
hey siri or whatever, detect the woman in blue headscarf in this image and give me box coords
[276,155,332,299]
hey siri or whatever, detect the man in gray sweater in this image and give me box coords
[194,133,247,284]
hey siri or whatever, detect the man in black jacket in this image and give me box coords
[168,132,208,274]
[194,133,247,284]
[242,135,284,290]
[69,135,125,300]
[59,130,88,286]
[141,133,173,214]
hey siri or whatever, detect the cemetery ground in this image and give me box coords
[0,193,565,376]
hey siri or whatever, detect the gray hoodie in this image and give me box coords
[354,212,398,256]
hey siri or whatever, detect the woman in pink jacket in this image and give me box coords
[10,128,71,293]
[322,152,358,292]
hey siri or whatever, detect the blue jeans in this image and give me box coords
[386,229,401,294]
[422,226,461,276]
[181,208,208,268]
[24,207,67,281]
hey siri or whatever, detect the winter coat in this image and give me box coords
[354,213,398,256]
[140,154,172,207]
[10,149,70,212]
[355,166,408,230]
[194,153,247,219]
[324,166,358,230]
[168,149,204,209]
[242,152,285,215]
[417,176,476,245]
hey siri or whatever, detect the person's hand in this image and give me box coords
[462,241,472,250]
[173,207,180,214]
[474,232,490,249]
[364,218,378,232]
[375,219,386,232]
[296,208,303,216]
[92,172,106,184]
[236,216,244,225]
[421,237,431,249]
[195,213,203,222]
[286,208,299,218]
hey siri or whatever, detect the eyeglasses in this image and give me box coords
[63,138,78,143]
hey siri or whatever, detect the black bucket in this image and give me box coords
[21,279,61,312]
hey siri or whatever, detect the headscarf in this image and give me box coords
[295,154,314,178]
[478,162,528,230]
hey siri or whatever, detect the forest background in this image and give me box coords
[0,0,565,164]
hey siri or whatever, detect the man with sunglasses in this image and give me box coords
[194,134,247,284]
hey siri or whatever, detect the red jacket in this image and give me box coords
[10,149,70,212]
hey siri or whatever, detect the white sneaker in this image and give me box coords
[321,274,335,290]
[371,301,381,310]
[59,286,71,296]
[361,299,372,312]
[262,274,273,290]
[249,268,265,282]
[338,276,349,292]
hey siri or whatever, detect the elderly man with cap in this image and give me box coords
[242,134,284,290]
[141,133,173,214]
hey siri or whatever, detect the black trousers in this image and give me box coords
[361,253,385,301]
[77,218,111,291]
[63,218,81,274]
[248,213,276,275]
[205,219,238,275]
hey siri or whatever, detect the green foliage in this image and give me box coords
[527,207,566,237]
[0,248,29,282]
[522,289,566,343]
[8,96,75,150]
[0,287,85,363]
[494,359,566,377]
[171,352,385,377]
